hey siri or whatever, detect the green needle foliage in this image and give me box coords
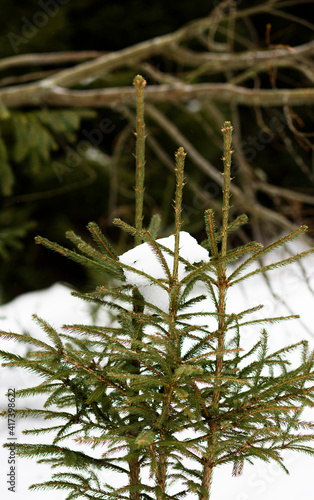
[0,107,95,195]
[1,75,314,500]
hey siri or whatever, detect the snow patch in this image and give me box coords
[119,231,210,311]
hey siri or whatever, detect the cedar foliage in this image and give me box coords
[1,75,314,500]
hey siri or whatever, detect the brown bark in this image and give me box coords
[1,5,313,109]
[1,82,314,109]
[129,457,140,500]
[200,446,215,500]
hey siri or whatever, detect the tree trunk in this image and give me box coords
[129,457,140,500]
[200,439,215,500]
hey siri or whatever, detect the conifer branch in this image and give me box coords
[228,224,309,282]
[87,222,119,260]
[133,75,147,247]
[143,231,173,282]
[213,123,234,406]
[220,121,233,269]
[173,147,186,283]
[231,246,314,286]
[204,209,219,261]
[129,77,149,495]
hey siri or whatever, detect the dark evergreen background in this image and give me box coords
[0,0,313,302]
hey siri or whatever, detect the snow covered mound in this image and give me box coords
[119,231,210,311]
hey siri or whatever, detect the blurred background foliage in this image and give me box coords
[0,0,314,302]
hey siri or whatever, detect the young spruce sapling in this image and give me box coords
[1,75,314,500]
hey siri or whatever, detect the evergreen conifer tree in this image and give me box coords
[1,75,314,500]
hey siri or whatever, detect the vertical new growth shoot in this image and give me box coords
[173,147,186,283]
[200,122,233,498]
[215,122,233,405]
[128,75,147,499]
[133,74,146,247]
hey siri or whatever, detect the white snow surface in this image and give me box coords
[1,233,314,499]
[119,231,210,312]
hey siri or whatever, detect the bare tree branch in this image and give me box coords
[1,82,314,109]
[1,0,313,243]
[255,182,314,205]
[0,51,107,72]
[169,41,314,72]
[144,104,298,234]
[0,12,312,110]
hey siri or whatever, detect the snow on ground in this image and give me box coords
[1,233,314,499]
